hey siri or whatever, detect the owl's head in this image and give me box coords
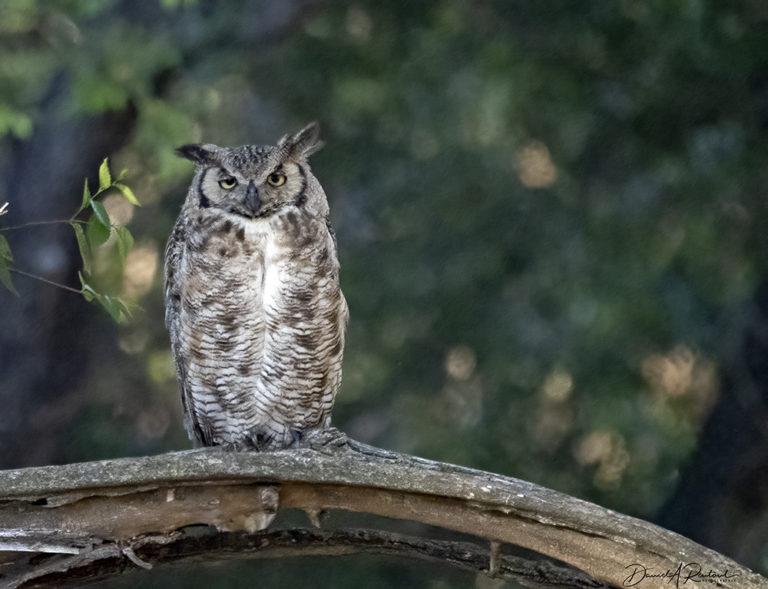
[176,122,326,219]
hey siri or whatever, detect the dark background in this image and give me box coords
[1,1,767,586]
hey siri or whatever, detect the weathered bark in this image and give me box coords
[0,439,764,588]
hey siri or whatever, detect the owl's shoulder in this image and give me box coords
[267,204,330,250]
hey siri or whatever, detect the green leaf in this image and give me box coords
[97,294,123,322]
[78,271,97,302]
[72,223,91,275]
[118,168,128,181]
[115,297,134,320]
[0,263,16,295]
[86,212,111,247]
[90,200,110,231]
[78,271,131,323]
[0,233,12,262]
[113,182,140,206]
[98,157,111,191]
[97,294,132,323]
[115,225,134,265]
[81,179,92,212]
[0,235,16,295]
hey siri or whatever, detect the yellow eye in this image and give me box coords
[219,177,237,190]
[267,172,286,187]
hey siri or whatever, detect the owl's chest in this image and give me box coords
[182,216,269,298]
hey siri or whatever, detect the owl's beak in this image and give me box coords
[244,181,261,217]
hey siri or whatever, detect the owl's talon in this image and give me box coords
[300,427,349,452]
[224,440,256,452]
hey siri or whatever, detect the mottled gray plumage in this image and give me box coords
[164,123,348,450]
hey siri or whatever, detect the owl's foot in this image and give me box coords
[243,425,348,452]
[298,426,349,453]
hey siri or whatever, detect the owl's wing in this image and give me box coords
[164,219,211,446]
[164,218,185,337]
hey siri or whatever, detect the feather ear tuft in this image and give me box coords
[175,144,221,165]
[284,122,324,159]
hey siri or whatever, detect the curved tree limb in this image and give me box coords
[2,528,614,589]
[0,439,764,588]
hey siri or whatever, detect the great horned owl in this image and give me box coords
[164,123,348,450]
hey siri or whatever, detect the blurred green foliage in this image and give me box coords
[2,0,767,585]
[0,157,139,320]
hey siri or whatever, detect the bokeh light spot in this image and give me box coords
[515,140,558,188]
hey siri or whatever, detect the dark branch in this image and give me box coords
[4,528,617,589]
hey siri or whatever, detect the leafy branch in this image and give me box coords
[0,159,140,322]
